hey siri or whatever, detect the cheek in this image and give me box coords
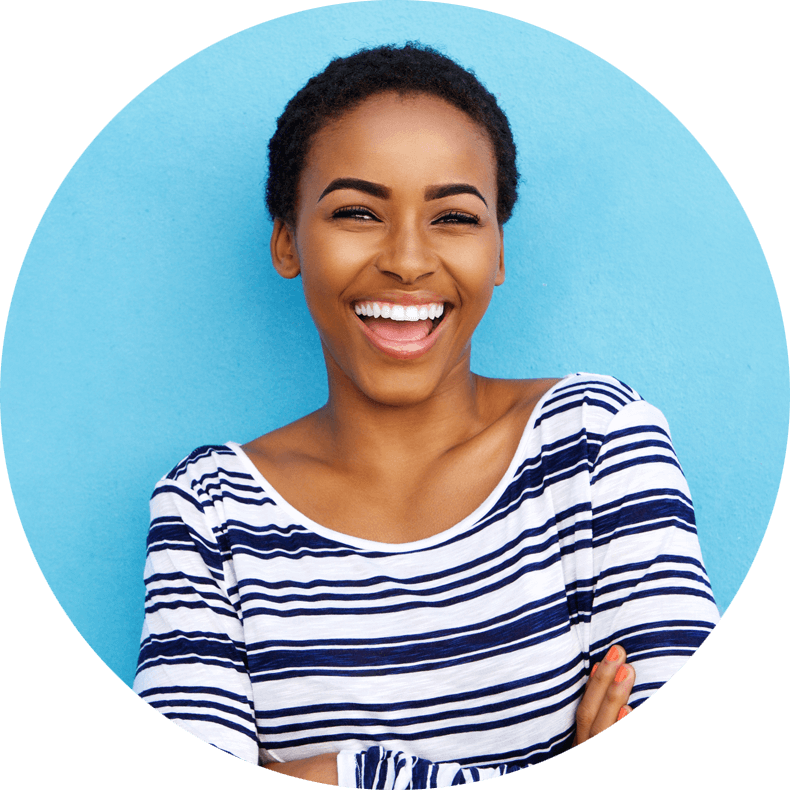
[446,241,502,297]
[296,250,356,338]
[299,233,374,302]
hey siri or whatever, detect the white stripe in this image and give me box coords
[134,373,720,787]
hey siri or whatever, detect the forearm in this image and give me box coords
[263,746,523,789]
[264,753,340,785]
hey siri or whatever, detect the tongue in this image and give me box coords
[366,317,432,342]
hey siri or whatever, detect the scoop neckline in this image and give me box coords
[226,375,575,553]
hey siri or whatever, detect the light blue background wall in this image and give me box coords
[2,1,787,688]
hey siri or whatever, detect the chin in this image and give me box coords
[361,382,439,409]
[354,369,445,409]
[324,342,470,409]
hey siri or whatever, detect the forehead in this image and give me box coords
[301,93,497,194]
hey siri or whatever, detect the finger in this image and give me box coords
[617,705,632,722]
[575,645,626,744]
[572,661,601,745]
[589,662,635,738]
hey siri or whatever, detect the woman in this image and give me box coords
[134,44,719,787]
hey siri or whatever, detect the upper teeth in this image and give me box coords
[354,302,444,321]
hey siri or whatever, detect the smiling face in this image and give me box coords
[271,92,505,407]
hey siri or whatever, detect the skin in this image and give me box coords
[247,92,634,782]
[251,93,551,543]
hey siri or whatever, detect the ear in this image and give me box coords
[494,228,505,286]
[270,218,301,279]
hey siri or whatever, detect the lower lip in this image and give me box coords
[355,311,448,360]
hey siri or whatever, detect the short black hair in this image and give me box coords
[266,42,518,227]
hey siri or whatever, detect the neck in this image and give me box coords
[316,348,493,475]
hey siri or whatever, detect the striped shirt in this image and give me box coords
[134,373,719,787]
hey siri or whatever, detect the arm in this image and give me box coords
[133,471,260,763]
[584,399,720,710]
[265,750,521,787]
[324,398,716,788]
[261,652,634,787]
[265,753,340,785]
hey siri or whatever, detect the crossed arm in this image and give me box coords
[264,643,635,785]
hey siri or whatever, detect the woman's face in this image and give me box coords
[272,92,505,407]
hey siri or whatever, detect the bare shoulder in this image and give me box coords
[479,375,564,423]
[508,376,563,403]
[241,409,328,468]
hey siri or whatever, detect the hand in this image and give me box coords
[573,644,634,746]
[264,752,339,785]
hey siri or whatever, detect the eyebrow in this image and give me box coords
[425,183,487,206]
[318,178,390,202]
[317,178,488,207]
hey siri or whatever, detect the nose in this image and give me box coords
[375,220,437,284]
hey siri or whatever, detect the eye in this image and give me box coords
[433,211,480,226]
[332,205,381,222]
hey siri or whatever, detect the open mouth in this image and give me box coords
[351,299,452,360]
[353,301,448,342]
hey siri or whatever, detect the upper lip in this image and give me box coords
[350,291,451,307]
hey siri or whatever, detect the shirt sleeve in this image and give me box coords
[336,747,523,789]
[133,476,260,763]
[336,398,720,789]
[135,475,523,784]
[584,398,720,705]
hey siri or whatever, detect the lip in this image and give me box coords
[351,290,452,308]
[353,299,451,360]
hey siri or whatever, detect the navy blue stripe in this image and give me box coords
[162,711,258,741]
[152,483,206,512]
[597,554,709,583]
[248,592,565,655]
[166,445,236,480]
[256,664,585,734]
[242,550,565,619]
[138,633,246,666]
[250,621,572,682]
[148,697,255,725]
[139,654,246,673]
[197,479,271,497]
[590,618,717,652]
[194,467,256,486]
[256,654,583,718]
[144,570,222,589]
[144,587,230,608]
[261,683,584,750]
[591,453,684,485]
[138,684,252,706]
[543,384,632,411]
[134,377,717,788]
[250,601,570,673]
[144,599,238,618]
[197,490,277,508]
[535,396,619,428]
[236,534,561,605]
[593,486,693,517]
[596,437,675,468]
[592,585,717,617]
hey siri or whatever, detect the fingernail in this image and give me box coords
[605,646,620,662]
[590,663,599,677]
[614,665,629,684]
[617,707,629,721]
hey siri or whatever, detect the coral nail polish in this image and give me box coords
[614,665,629,684]
[617,707,629,721]
[605,646,620,662]
[590,663,599,677]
